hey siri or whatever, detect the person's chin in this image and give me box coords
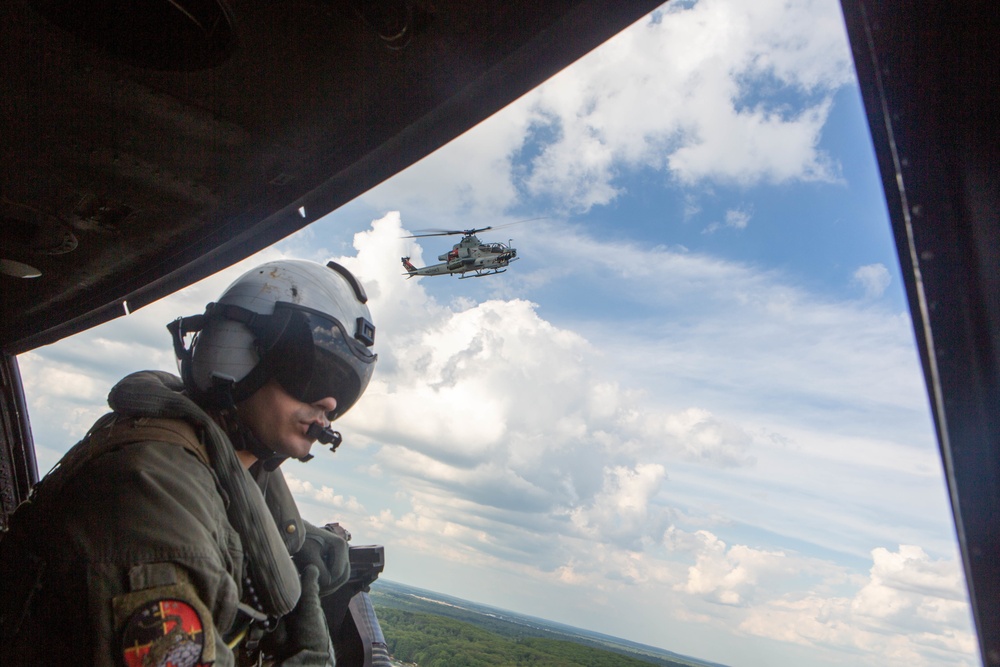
[293,441,315,459]
[277,439,312,460]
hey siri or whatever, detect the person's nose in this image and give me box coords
[312,396,337,420]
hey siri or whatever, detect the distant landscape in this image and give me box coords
[368,579,728,667]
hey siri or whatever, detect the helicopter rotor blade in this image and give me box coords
[402,230,458,238]
[486,216,548,232]
[403,226,493,238]
[402,217,546,239]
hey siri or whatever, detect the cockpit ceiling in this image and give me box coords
[0,0,662,353]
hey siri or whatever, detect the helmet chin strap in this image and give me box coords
[212,406,286,472]
[207,374,290,471]
[236,427,288,472]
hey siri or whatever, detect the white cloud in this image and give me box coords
[304,213,975,665]
[17,353,105,402]
[853,545,970,625]
[525,0,851,201]
[726,207,751,229]
[631,407,756,467]
[703,207,751,234]
[360,0,854,216]
[284,470,367,515]
[357,107,531,222]
[852,263,892,298]
[569,463,669,545]
[739,545,976,666]
[319,213,938,557]
[332,217,773,542]
[676,530,789,606]
[494,222,925,433]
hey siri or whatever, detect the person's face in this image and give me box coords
[237,378,336,460]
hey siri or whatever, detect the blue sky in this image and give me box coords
[17,1,979,665]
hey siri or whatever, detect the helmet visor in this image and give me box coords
[271,303,376,417]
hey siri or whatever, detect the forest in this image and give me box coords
[378,608,695,667]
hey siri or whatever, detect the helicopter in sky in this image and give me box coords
[401,224,524,278]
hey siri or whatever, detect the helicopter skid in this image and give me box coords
[460,268,506,279]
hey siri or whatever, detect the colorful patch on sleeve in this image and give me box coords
[120,598,209,667]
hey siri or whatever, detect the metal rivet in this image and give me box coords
[286,523,297,534]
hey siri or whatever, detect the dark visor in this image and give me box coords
[271,303,376,414]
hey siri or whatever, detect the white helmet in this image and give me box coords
[169,260,377,419]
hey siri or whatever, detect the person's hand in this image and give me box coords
[293,522,350,595]
[261,564,334,666]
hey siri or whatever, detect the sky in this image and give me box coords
[16,0,980,665]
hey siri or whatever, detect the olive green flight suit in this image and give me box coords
[0,371,344,666]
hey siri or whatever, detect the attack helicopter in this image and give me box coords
[401,225,520,278]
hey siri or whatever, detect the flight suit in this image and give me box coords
[0,371,344,666]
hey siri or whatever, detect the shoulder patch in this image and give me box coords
[121,598,208,667]
[114,582,215,667]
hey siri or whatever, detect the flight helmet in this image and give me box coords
[169,260,377,420]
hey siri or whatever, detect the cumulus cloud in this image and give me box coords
[852,263,892,298]
[286,211,975,666]
[284,470,367,515]
[309,212,931,553]
[703,207,752,234]
[18,353,106,403]
[738,545,976,666]
[569,463,670,547]
[675,530,788,606]
[726,208,751,230]
[325,218,899,528]
[852,545,971,629]
[632,407,756,467]
[328,216,772,556]
[520,0,852,207]
[490,221,925,435]
[360,0,854,217]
